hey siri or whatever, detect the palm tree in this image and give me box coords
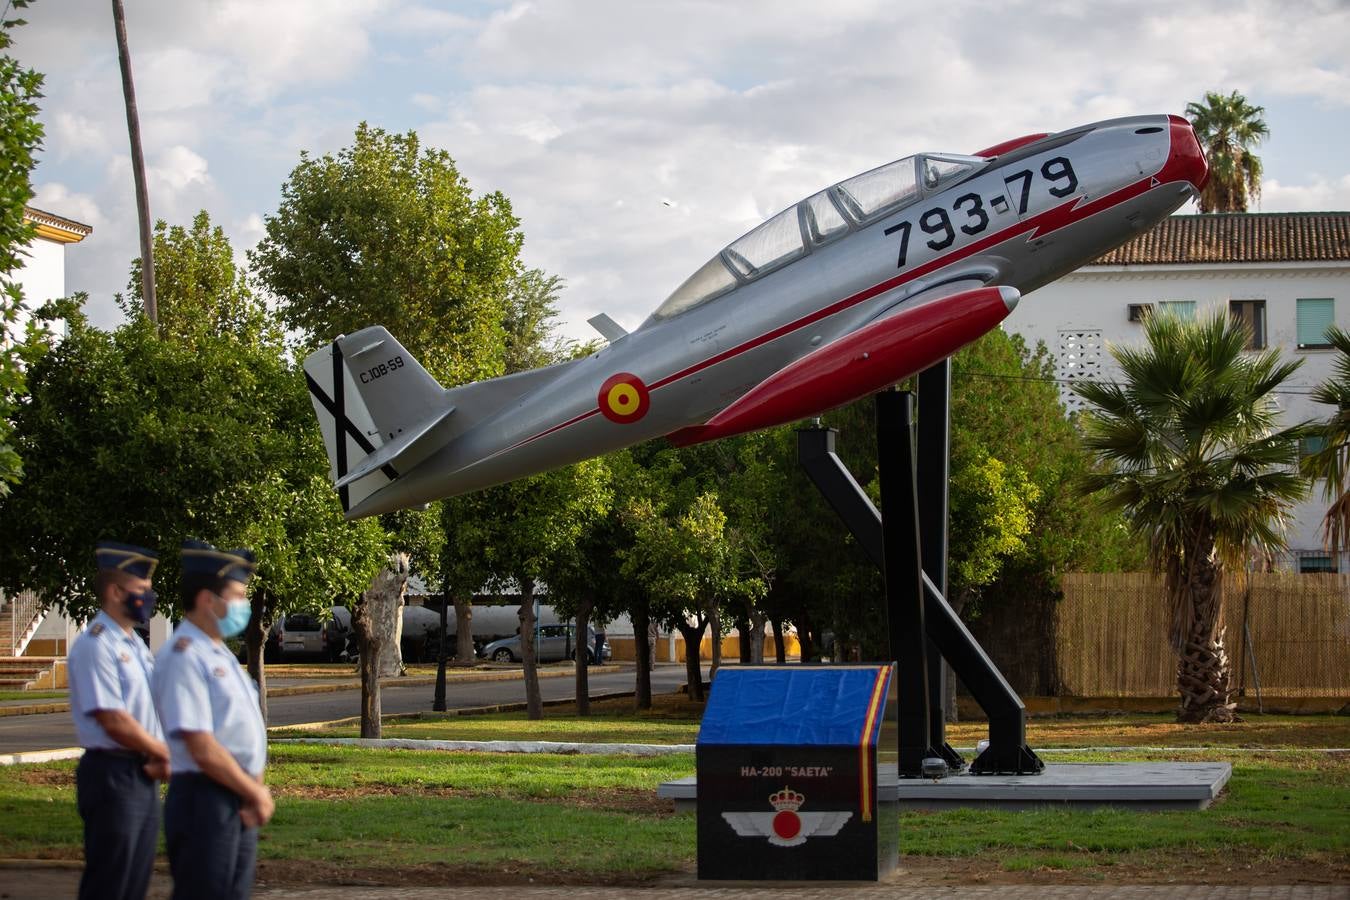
[111,0,157,323]
[1074,311,1307,723]
[1185,90,1269,213]
[1301,326,1350,556]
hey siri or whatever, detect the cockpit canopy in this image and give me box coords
[646,152,985,324]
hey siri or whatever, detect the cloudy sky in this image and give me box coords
[15,0,1350,343]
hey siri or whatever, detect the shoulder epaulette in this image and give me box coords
[89,623,105,636]
[173,636,192,652]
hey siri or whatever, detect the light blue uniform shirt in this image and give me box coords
[67,610,163,750]
[151,619,267,778]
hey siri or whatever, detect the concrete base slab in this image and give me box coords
[659,762,1232,812]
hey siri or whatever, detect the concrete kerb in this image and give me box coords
[0,664,623,718]
[0,747,84,766]
[1,691,642,765]
[276,737,695,756]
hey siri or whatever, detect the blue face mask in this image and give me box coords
[216,595,252,639]
[123,588,157,625]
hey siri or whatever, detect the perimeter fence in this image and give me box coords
[1056,572,1350,699]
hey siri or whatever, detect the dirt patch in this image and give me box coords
[250,852,1350,889]
[13,768,75,788]
[270,782,672,816]
[255,860,666,888]
[896,853,1350,886]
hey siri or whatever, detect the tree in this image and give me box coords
[1301,326,1350,555]
[541,513,629,716]
[471,460,611,719]
[1186,90,1269,213]
[625,489,762,699]
[0,2,43,497]
[1074,310,1307,723]
[438,496,491,672]
[110,0,156,322]
[503,268,571,374]
[121,211,273,345]
[0,300,386,641]
[112,210,386,720]
[251,122,521,386]
[353,553,409,738]
[253,122,525,727]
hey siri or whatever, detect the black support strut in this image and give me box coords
[797,386,1043,776]
[916,360,967,772]
[874,391,942,775]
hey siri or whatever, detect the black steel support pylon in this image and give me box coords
[916,360,967,772]
[874,391,942,775]
[798,381,1043,776]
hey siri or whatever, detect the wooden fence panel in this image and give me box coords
[1056,572,1349,698]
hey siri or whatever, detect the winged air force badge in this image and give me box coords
[721,787,852,848]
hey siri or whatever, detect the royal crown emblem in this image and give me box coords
[722,787,852,847]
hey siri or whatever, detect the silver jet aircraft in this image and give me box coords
[305,114,1208,518]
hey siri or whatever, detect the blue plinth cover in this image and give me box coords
[697,665,893,747]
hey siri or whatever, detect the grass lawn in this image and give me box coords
[2,702,1346,885]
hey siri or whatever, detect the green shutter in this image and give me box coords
[1296,298,1335,348]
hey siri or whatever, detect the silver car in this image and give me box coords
[480,625,610,664]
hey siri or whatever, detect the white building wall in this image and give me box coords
[13,237,66,306]
[5,233,84,654]
[1007,261,1350,570]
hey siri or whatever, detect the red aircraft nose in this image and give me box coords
[1166,114,1209,193]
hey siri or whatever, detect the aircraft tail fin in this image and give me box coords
[302,327,454,513]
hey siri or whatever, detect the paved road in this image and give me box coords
[0,869,1343,899]
[0,664,689,753]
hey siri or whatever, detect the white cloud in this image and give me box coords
[149,145,211,194]
[1261,175,1350,212]
[14,0,1350,346]
[29,183,102,229]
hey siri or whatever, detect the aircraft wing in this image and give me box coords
[669,284,1019,446]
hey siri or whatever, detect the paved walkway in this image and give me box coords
[0,868,1344,899]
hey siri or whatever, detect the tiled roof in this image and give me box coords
[1091,212,1350,266]
[23,206,92,236]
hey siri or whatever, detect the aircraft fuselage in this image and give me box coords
[323,114,1206,518]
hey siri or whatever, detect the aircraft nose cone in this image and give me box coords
[997,286,1021,313]
[1167,114,1210,193]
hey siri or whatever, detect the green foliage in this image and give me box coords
[0,288,386,620]
[1075,310,1308,643]
[380,503,445,585]
[950,329,1145,612]
[948,454,1037,588]
[1186,90,1269,213]
[0,3,44,497]
[1300,325,1350,553]
[251,122,523,387]
[470,458,613,591]
[502,268,570,373]
[625,490,763,624]
[119,210,276,346]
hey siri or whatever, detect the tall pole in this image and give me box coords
[111,0,156,324]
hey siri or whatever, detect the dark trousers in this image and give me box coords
[76,750,159,900]
[164,773,257,900]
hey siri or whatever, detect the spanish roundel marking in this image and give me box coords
[598,372,650,424]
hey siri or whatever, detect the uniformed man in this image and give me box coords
[152,540,271,900]
[67,540,170,900]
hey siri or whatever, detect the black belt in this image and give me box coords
[83,748,144,761]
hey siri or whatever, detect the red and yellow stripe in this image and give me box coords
[857,665,891,822]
